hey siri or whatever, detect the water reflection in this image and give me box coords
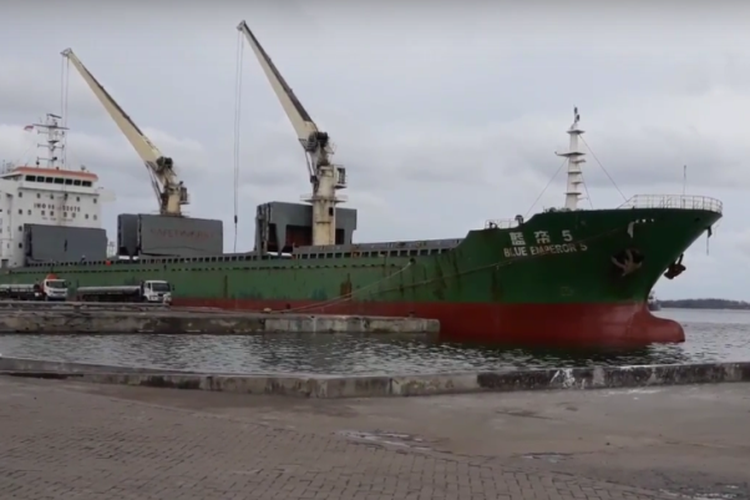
[0,309,747,375]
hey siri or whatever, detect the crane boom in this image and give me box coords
[236,21,347,246]
[236,21,323,170]
[61,48,189,216]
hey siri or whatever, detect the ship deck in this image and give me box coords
[11,194,723,270]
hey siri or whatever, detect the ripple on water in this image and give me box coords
[0,309,747,375]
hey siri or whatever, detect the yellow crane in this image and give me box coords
[61,48,189,216]
[236,21,347,246]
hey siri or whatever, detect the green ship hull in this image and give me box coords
[2,195,721,347]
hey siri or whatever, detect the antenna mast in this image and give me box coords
[32,113,68,169]
[555,107,586,210]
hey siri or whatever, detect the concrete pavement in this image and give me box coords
[1,375,748,499]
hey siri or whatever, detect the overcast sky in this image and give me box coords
[1,2,749,300]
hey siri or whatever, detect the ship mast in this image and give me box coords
[32,113,68,169]
[236,21,347,246]
[555,107,586,210]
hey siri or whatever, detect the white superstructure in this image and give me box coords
[0,113,114,268]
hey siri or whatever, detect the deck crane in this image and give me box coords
[60,48,189,217]
[236,21,347,247]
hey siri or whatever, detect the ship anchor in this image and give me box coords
[663,253,686,280]
[611,248,644,277]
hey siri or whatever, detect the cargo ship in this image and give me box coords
[0,28,722,347]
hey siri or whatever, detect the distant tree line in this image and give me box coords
[660,298,750,310]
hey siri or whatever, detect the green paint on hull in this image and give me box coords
[3,207,719,307]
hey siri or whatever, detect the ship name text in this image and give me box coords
[502,229,588,258]
[33,203,81,213]
[150,228,215,241]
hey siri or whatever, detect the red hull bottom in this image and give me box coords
[173,298,683,348]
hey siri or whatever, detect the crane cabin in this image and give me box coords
[0,113,113,268]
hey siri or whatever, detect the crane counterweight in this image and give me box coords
[236,20,346,246]
[60,48,189,217]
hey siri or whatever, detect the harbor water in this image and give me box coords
[0,308,747,375]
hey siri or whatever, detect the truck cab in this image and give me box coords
[41,278,69,301]
[141,280,172,304]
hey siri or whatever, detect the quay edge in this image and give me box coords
[1,358,749,398]
[0,310,439,335]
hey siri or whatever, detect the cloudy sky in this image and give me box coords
[1,2,749,300]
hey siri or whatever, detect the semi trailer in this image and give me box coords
[76,280,172,304]
[0,275,69,301]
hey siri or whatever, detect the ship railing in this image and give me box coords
[484,218,521,229]
[618,194,723,214]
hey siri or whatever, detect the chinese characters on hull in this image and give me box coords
[502,229,588,258]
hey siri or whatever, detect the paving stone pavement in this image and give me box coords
[0,376,679,500]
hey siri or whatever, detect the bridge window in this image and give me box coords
[82,181,92,187]
[45,178,53,184]
[73,180,81,186]
[64,179,73,185]
[54,178,64,185]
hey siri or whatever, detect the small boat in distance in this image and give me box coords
[648,291,661,311]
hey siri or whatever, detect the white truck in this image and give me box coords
[0,276,69,301]
[76,280,172,304]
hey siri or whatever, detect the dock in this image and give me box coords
[1,372,747,499]
[0,301,439,335]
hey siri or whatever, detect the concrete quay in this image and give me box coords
[1,373,747,499]
[0,308,439,335]
[0,299,170,311]
[3,356,750,398]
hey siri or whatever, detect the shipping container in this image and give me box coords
[254,201,357,253]
[117,214,223,257]
[23,224,107,264]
